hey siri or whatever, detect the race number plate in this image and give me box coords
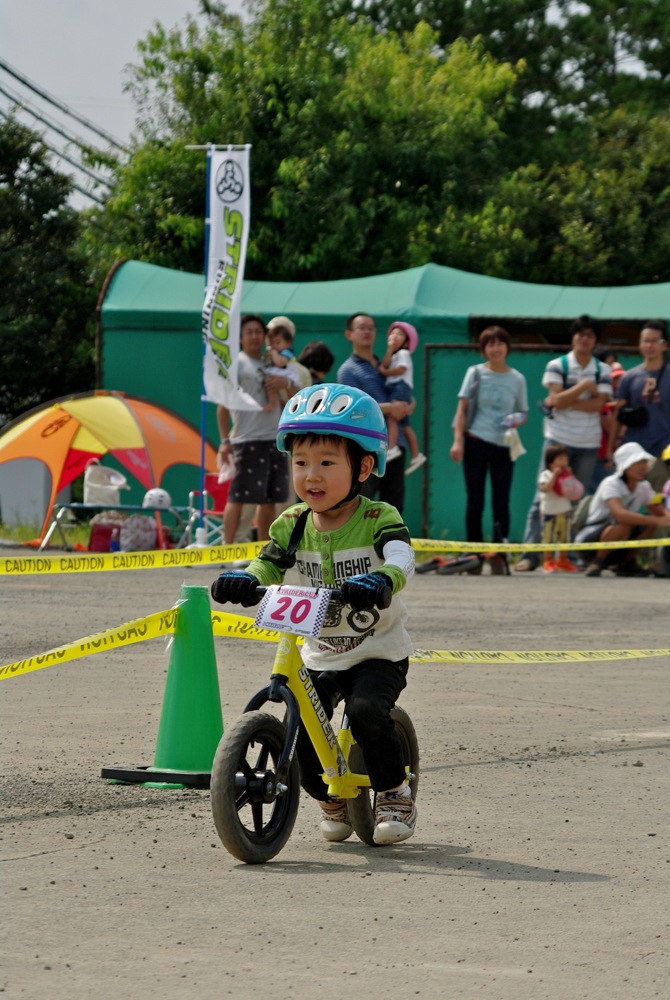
[254,586,331,638]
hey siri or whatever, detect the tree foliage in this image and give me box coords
[435,109,670,285]
[83,0,670,288]
[333,0,670,115]
[0,117,96,424]
[86,2,520,279]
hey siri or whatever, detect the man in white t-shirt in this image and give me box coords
[515,315,613,572]
[574,442,670,576]
[216,314,297,544]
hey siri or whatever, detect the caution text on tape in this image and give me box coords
[0,541,264,576]
[412,538,669,554]
[1,537,668,575]
[2,608,668,679]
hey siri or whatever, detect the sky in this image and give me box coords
[0,1,244,202]
[1,1,244,142]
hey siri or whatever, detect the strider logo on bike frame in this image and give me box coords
[298,664,338,753]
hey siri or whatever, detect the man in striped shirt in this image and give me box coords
[337,313,413,513]
[515,315,613,572]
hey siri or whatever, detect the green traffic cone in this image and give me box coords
[101,584,223,788]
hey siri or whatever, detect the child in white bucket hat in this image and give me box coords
[574,441,670,576]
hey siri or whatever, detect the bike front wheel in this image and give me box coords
[211,711,300,864]
[347,706,420,846]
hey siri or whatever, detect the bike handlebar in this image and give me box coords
[256,586,342,599]
[255,583,391,611]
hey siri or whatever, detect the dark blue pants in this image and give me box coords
[462,434,514,542]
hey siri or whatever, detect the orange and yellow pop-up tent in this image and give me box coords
[0,391,218,541]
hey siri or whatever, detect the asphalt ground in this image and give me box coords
[1,557,668,1000]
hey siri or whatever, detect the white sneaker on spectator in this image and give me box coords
[404,453,427,475]
[387,446,402,461]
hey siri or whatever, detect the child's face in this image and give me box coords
[388,327,407,351]
[291,438,370,512]
[550,453,570,471]
[268,331,290,351]
[625,459,648,483]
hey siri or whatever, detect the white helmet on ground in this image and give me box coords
[142,487,172,509]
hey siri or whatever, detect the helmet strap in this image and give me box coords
[326,452,372,510]
[328,477,363,510]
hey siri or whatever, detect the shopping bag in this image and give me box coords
[83,460,130,505]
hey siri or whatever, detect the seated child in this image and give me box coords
[263,316,304,411]
[538,444,583,573]
[211,384,418,846]
[378,322,426,475]
[575,442,670,577]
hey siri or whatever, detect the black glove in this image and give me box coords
[211,571,261,607]
[340,572,392,612]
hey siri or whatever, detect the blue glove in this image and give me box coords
[211,571,261,607]
[340,572,392,612]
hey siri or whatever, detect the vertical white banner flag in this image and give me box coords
[202,145,259,410]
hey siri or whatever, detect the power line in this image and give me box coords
[0,79,107,156]
[68,181,105,207]
[0,58,128,153]
[0,107,105,205]
[40,137,112,192]
[0,83,113,189]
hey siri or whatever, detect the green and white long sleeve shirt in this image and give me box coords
[247,497,415,671]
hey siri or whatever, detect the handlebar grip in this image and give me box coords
[376,583,392,610]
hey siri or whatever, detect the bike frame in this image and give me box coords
[243,629,371,800]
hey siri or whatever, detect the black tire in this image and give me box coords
[211,712,300,864]
[415,557,440,574]
[347,706,420,846]
[436,555,481,575]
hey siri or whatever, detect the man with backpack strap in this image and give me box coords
[609,321,669,492]
[515,315,613,572]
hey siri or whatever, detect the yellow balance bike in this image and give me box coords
[211,585,419,864]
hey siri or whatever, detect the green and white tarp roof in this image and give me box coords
[101,259,670,334]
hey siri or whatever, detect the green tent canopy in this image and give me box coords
[100,260,669,538]
[101,259,670,336]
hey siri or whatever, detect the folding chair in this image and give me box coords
[185,473,230,546]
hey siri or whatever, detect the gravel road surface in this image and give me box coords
[1,557,668,999]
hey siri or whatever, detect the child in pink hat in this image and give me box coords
[379,322,426,475]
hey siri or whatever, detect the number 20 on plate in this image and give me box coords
[254,586,331,638]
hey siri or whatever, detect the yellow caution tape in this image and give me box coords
[412,538,669,553]
[0,609,179,680]
[0,541,265,576]
[411,648,670,664]
[2,605,668,680]
[2,536,668,575]
[211,610,282,643]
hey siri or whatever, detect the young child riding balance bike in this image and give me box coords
[211,383,417,845]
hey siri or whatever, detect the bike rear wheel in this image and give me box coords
[211,711,300,864]
[347,706,419,846]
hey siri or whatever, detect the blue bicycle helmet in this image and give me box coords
[277,384,388,476]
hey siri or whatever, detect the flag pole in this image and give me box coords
[197,145,215,531]
[193,143,252,541]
